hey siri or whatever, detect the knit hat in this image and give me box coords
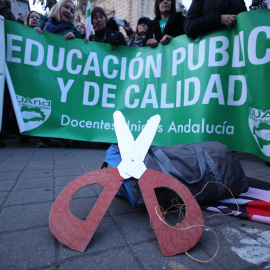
[137,17,150,25]
[91,7,108,24]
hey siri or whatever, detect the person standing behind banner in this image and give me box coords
[25,10,42,34]
[108,18,135,40]
[0,0,25,23]
[42,0,81,39]
[89,6,126,47]
[249,0,270,10]
[34,0,80,147]
[145,0,185,48]
[75,21,86,39]
[128,17,150,48]
[17,10,42,143]
[184,0,247,39]
[16,12,24,24]
[0,0,17,148]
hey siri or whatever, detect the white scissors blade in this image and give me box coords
[135,114,161,161]
[114,111,146,179]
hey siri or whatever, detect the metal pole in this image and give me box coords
[0,16,5,132]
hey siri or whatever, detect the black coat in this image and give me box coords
[145,12,186,44]
[184,0,247,38]
[0,0,15,21]
[184,0,247,39]
[90,19,127,46]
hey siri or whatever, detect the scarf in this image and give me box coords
[43,18,71,34]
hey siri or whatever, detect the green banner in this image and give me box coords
[3,10,270,161]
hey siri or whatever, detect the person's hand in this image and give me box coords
[65,32,75,40]
[160,34,173,45]
[34,27,42,34]
[221,14,237,28]
[123,20,130,30]
[84,37,88,44]
[146,38,158,48]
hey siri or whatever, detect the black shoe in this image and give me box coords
[19,135,29,143]
[36,141,48,148]
[266,161,270,167]
[61,139,71,148]
[37,138,50,148]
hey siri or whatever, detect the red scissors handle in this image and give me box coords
[49,168,204,256]
[139,169,204,256]
[49,168,123,252]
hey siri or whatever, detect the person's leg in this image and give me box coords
[2,83,18,139]
[0,132,5,148]
[36,137,50,148]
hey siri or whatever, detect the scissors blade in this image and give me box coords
[114,111,146,179]
[135,114,161,161]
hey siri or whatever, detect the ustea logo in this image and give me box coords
[249,107,270,157]
[16,95,51,131]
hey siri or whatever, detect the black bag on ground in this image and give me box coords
[144,141,249,205]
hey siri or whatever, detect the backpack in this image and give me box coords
[102,141,248,208]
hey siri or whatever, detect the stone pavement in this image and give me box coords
[0,138,269,270]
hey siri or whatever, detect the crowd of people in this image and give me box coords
[0,0,269,148]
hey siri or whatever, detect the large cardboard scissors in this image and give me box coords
[49,111,204,256]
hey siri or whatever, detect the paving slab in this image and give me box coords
[0,227,56,270]
[54,175,79,187]
[0,163,27,172]
[25,163,54,170]
[19,169,53,179]
[58,216,128,261]
[0,180,16,191]
[107,196,144,216]
[69,197,109,220]
[58,248,142,270]
[113,211,157,244]
[15,177,53,190]
[55,183,103,200]
[0,202,52,232]
[0,171,21,180]
[0,191,8,205]
[130,240,223,270]
[53,167,84,177]
[4,187,53,206]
